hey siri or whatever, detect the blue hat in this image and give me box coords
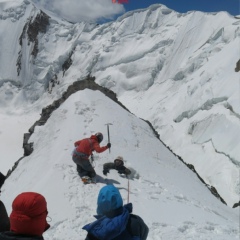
[97,185,123,215]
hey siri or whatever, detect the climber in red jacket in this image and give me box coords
[72,132,111,183]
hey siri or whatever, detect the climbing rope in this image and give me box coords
[90,154,96,168]
[127,176,130,203]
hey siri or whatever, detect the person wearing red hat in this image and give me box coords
[0,192,50,239]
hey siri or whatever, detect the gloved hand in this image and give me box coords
[103,169,109,176]
[107,143,111,148]
[125,169,131,175]
[117,170,125,174]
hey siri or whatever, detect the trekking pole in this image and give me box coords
[127,176,130,203]
[105,123,113,153]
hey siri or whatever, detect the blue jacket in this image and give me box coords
[83,203,148,240]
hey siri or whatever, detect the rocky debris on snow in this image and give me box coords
[235,59,240,72]
[232,201,240,208]
[62,48,75,76]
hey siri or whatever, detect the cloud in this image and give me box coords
[32,0,125,23]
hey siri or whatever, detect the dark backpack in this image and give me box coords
[127,214,149,240]
[102,214,144,240]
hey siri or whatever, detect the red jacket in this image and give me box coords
[74,135,108,157]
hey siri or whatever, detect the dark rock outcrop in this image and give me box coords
[235,59,240,72]
[232,201,240,208]
[62,49,75,76]
[16,10,50,75]
[27,11,50,58]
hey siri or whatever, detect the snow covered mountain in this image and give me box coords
[0,0,239,215]
[1,88,239,239]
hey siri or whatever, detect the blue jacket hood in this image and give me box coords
[83,203,133,240]
[97,185,123,216]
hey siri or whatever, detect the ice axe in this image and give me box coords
[105,123,112,153]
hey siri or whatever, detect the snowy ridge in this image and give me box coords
[7,77,225,205]
[0,0,239,207]
[1,89,239,240]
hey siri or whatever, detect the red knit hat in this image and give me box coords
[10,192,50,236]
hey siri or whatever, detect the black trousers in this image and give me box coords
[73,155,96,178]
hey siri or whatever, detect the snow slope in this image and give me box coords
[1,90,239,240]
[0,0,239,206]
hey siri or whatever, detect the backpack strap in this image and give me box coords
[87,138,94,152]
[126,214,148,239]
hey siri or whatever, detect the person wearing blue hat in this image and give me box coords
[83,185,148,240]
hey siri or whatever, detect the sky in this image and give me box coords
[124,0,240,16]
[31,0,240,23]
[1,89,239,240]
